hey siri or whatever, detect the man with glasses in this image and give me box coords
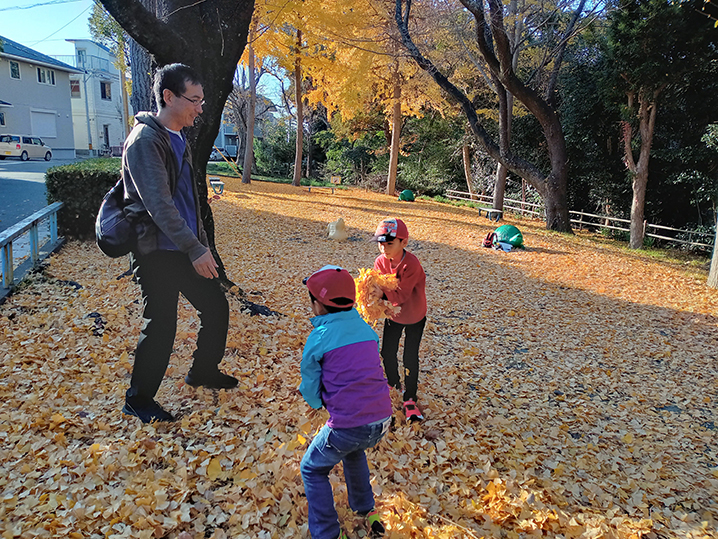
[120,63,237,423]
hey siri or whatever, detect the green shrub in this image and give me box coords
[207,162,242,178]
[45,158,121,239]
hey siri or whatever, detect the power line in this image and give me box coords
[30,4,93,47]
[0,0,83,12]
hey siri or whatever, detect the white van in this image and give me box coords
[0,135,53,161]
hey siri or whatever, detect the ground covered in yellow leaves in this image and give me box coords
[1,179,717,539]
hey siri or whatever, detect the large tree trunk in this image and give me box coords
[708,226,718,288]
[119,67,131,136]
[462,142,475,198]
[492,0,521,213]
[292,29,304,187]
[100,0,255,285]
[493,78,510,212]
[494,165,507,209]
[128,37,154,113]
[306,120,313,178]
[387,73,402,196]
[242,27,256,185]
[629,170,648,249]
[623,89,661,249]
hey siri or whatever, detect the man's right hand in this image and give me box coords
[192,250,219,279]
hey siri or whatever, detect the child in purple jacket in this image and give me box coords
[299,265,393,539]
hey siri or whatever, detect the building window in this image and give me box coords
[0,112,5,126]
[10,61,20,80]
[100,81,112,100]
[37,67,56,86]
[70,80,81,98]
[77,49,87,69]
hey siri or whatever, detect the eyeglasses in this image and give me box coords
[178,94,205,107]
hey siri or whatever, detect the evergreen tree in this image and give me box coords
[605,0,718,248]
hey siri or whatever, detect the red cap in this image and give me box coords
[303,265,356,308]
[372,218,409,242]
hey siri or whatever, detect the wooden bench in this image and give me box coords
[478,208,503,222]
[444,191,502,221]
[306,186,336,194]
[208,177,225,195]
[307,177,341,194]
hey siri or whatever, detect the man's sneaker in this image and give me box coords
[185,369,238,389]
[122,399,175,423]
[364,509,386,537]
[403,399,423,422]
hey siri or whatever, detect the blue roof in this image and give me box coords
[0,35,80,73]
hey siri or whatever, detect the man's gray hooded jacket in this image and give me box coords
[121,112,209,262]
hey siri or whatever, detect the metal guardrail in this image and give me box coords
[444,189,714,250]
[1,202,64,294]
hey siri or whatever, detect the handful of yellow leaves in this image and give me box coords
[354,268,401,326]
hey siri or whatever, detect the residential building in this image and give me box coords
[52,39,129,156]
[0,35,80,159]
[215,111,239,157]
[216,94,277,159]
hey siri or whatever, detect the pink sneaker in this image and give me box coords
[403,399,423,422]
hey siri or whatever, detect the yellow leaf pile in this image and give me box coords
[354,267,400,326]
[0,178,717,538]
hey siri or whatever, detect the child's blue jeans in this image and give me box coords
[300,417,391,539]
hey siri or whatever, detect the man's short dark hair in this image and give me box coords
[153,63,203,109]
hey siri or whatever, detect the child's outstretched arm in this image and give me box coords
[299,333,324,409]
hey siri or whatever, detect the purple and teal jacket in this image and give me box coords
[299,309,392,428]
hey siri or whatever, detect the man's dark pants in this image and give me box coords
[126,250,229,405]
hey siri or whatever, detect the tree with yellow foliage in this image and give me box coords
[300,0,444,195]
[250,0,445,194]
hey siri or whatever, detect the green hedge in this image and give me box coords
[45,158,121,239]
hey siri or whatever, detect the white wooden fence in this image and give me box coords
[444,190,714,250]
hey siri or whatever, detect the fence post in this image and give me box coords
[50,212,58,244]
[30,224,39,264]
[2,243,13,289]
[643,220,647,241]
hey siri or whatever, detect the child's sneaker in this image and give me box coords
[403,399,423,422]
[365,508,386,537]
[337,530,349,539]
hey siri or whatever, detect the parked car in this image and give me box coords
[209,148,224,161]
[0,135,52,161]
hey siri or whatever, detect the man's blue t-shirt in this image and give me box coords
[157,129,198,250]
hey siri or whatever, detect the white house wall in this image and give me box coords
[0,56,76,159]
[66,40,127,154]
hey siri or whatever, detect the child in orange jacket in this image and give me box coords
[372,218,427,421]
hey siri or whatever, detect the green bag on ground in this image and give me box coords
[494,224,524,247]
[399,189,415,201]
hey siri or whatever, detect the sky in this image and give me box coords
[1,0,95,58]
[0,0,284,106]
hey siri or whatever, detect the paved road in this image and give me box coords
[0,157,79,234]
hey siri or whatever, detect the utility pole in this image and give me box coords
[80,54,93,155]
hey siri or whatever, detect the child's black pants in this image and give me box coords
[380,316,426,402]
